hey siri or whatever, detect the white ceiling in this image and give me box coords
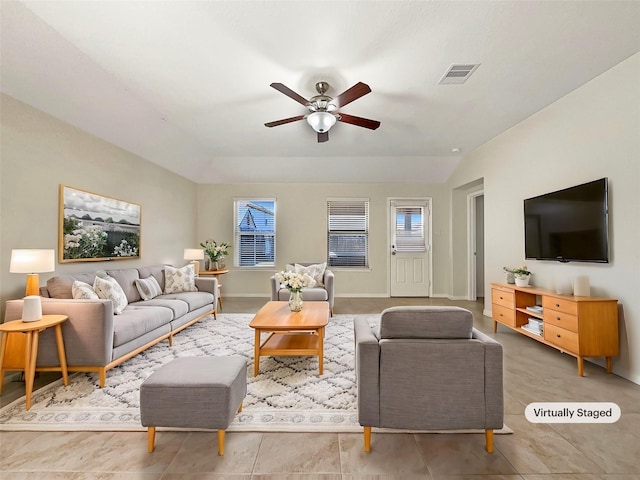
[2,1,639,184]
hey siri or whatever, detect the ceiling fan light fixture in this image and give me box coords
[306,111,336,133]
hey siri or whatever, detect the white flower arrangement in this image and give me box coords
[275,270,313,293]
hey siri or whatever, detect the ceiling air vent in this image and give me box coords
[439,64,480,85]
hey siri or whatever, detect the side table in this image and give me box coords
[199,269,229,309]
[0,314,69,410]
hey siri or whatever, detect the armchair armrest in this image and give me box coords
[473,328,504,428]
[354,317,381,426]
[270,274,280,301]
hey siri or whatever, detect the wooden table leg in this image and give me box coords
[54,324,69,386]
[493,321,497,333]
[0,332,8,395]
[606,356,612,373]
[24,331,37,411]
[577,356,584,377]
[318,326,324,375]
[253,329,261,377]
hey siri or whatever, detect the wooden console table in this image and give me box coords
[0,314,69,410]
[491,283,618,376]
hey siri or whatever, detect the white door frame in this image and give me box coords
[388,197,433,297]
[467,190,484,301]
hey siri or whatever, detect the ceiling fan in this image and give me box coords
[265,81,381,143]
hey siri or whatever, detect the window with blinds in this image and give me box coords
[394,206,426,252]
[234,199,276,267]
[327,199,369,268]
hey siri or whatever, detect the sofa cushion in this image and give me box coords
[295,263,327,287]
[135,276,163,301]
[71,281,99,300]
[276,287,328,302]
[164,264,197,294]
[48,273,97,299]
[161,291,214,311]
[379,306,473,339]
[133,298,189,319]
[106,268,141,303]
[112,305,173,347]
[137,265,167,292]
[93,275,128,315]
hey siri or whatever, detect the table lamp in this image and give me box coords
[184,248,204,276]
[10,249,56,296]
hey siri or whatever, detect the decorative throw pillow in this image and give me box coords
[295,263,327,287]
[93,275,128,315]
[71,281,99,300]
[135,276,163,301]
[164,264,198,294]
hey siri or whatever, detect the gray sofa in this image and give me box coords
[4,265,218,387]
[354,306,504,452]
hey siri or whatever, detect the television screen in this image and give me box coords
[524,178,609,263]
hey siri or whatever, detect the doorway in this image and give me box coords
[389,198,432,297]
[467,191,485,301]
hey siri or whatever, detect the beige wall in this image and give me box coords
[197,183,450,298]
[0,94,198,312]
[448,53,640,383]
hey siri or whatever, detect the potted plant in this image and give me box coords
[512,265,532,287]
[200,239,230,271]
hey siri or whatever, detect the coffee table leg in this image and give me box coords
[318,326,325,375]
[254,329,261,377]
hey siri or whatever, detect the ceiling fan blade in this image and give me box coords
[329,82,371,109]
[317,131,329,143]
[264,115,305,127]
[337,113,381,130]
[270,83,310,106]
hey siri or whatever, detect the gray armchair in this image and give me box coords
[354,306,503,453]
[270,263,335,315]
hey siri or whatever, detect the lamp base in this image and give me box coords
[25,273,40,297]
[191,260,200,276]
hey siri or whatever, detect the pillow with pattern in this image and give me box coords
[295,263,327,287]
[72,280,99,300]
[135,276,163,301]
[93,275,128,315]
[164,264,198,294]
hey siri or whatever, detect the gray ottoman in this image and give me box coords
[140,355,247,455]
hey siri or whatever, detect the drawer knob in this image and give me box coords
[557,334,561,338]
[557,317,561,321]
[556,303,560,307]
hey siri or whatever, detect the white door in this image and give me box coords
[390,199,431,297]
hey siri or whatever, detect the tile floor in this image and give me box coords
[1,296,639,479]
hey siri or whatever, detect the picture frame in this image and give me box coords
[58,185,141,263]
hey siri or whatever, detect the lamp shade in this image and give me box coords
[306,111,337,133]
[10,249,55,273]
[184,248,205,261]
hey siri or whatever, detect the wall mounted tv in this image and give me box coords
[524,178,609,263]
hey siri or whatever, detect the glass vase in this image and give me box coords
[288,290,303,312]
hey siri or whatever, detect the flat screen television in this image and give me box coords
[524,178,609,263]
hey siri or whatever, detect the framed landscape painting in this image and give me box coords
[59,185,141,263]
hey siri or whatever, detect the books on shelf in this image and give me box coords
[522,317,544,336]
[522,324,543,336]
[526,305,543,314]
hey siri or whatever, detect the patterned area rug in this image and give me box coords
[0,313,371,432]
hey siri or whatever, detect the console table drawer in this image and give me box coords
[491,289,514,309]
[543,297,578,316]
[545,323,579,354]
[544,310,579,333]
[492,303,516,327]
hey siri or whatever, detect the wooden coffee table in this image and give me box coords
[249,301,330,376]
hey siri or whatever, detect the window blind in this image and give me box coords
[327,199,369,268]
[394,206,426,252]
